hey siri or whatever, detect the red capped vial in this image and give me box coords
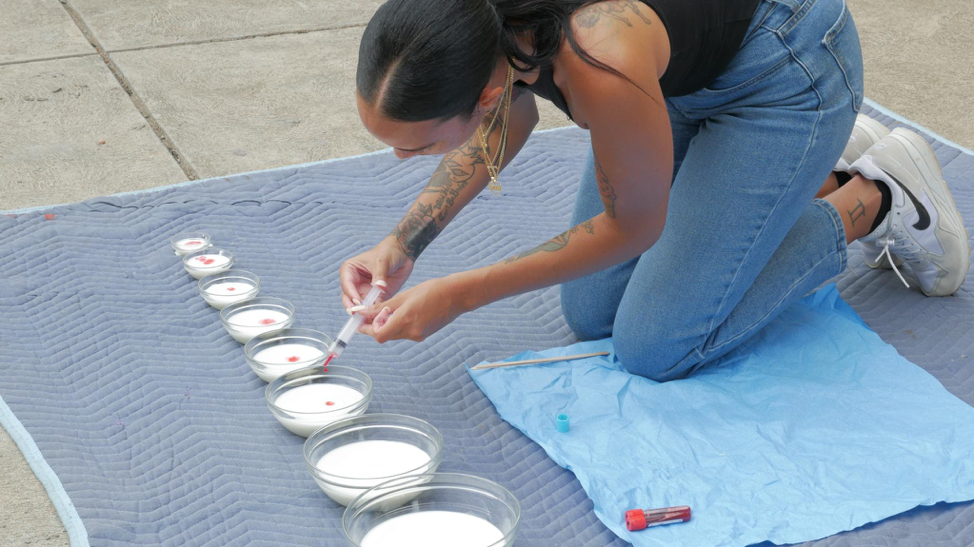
[625,506,691,531]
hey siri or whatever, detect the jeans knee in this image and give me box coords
[560,281,613,341]
[613,314,702,382]
[615,331,668,382]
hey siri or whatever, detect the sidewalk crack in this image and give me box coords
[58,0,199,181]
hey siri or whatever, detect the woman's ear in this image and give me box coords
[477,83,506,113]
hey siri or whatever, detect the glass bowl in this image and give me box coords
[265,364,372,437]
[343,473,521,547]
[304,414,443,506]
[170,232,212,256]
[245,328,331,382]
[199,270,261,310]
[220,297,294,343]
[183,248,234,280]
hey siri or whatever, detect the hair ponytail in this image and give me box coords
[357,0,650,123]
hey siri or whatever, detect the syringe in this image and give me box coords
[323,284,385,369]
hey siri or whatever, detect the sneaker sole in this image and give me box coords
[888,128,971,295]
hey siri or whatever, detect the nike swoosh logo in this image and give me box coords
[889,174,931,231]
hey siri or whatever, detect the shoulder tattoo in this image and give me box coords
[575,0,654,29]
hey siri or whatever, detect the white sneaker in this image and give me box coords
[850,128,971,296]
[835,115,902,269]
[836,114,891,171]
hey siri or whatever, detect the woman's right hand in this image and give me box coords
[339,237,415,312]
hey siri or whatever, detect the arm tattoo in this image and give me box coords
[847,199,867,228]
[390,202,441,261]
[422,141,484,223]
[594,155,618,218]
[390,85,525,260]
[505,220,596,264]
[575,0,654,29]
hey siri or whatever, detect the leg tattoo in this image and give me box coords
[847,199,867,228]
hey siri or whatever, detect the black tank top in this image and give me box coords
[515,0,761,119]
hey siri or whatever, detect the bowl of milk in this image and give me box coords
[199,270,261,310]
[220,297,295,344]
[170,232,212,256]
[304,414,443,506]
[182,248,234,280]
[265,365,372,437]
[342,473,520,547]
[245,328,331,382]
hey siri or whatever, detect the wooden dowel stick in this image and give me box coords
[472,351,610,370]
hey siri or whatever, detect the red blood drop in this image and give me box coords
[187,241,202,246]
[326,401,336,406]
[227,287,236,292]
[287,356,299,363]
[195,256,207,262]
[45,214,56,220]
[203,259,215,265]
[259,318,276,325]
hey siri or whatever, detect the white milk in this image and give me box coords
[360,511,505,547]
[173,238,210,256]
[185,254,232,279]
[314,440,432,506]
[252,344,325,382]
[224,309,291,343]
[272,384,365,437]
[201,281,257,310]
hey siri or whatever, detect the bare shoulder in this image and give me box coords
[565,0,667,77]
[542,1,666,128]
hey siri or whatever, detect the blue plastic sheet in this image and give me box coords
[469,286,974,547]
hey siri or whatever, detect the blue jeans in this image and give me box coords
[561,0,863,381]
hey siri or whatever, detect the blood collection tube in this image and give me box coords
[625,505,691,531]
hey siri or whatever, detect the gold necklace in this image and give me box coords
[479,65,514,195]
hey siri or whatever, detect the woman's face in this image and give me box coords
[357,93,485,160]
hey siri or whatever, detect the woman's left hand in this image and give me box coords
[358,274,474,343]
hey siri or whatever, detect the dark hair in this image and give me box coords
[357,0,644,123]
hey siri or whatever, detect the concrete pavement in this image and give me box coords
[0,0,971,545]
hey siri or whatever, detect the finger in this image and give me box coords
[372,307,400,343]
[373,306,392,328]
[370,280,389,306]
[366,292,386,310]
[357,321,375,336]
[357,282,376,305]
[340,262,365,304]
[361,292,401,321]
[372,259,391,290]
[357,306,391,336]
